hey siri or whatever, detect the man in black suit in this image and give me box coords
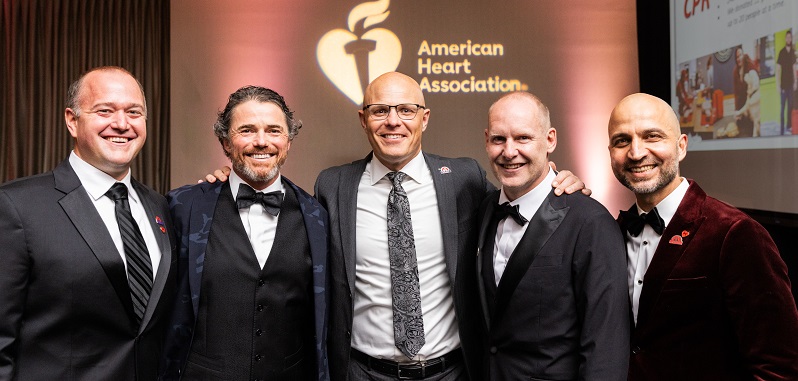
[314,72,586,381]
[476,92,629,380]
[0,66,176,380]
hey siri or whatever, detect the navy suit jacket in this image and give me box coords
[314,152,494,381]
[160,177,329,381]
[0,159,176,381]
[624,180,798,380]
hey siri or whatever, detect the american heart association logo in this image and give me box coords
[317,0,402,105]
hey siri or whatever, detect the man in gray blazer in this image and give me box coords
[0,67,175,380]
[314,72,585,381]
[476,92,629,380]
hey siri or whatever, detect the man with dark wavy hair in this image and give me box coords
[160,86,329,380]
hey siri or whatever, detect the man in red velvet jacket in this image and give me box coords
[607,93,798,380]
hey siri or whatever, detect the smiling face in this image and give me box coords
[359,72,430,171]
[486,93,556,201]
[223,100,291,190]
[65,69,147,180]
[608,93,687,210]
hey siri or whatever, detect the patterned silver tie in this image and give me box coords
[386,171,425,358]
[106,183,153,325]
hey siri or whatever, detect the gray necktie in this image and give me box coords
[106,183,153,325]
[386,171,425,358]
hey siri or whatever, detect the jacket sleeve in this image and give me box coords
[0,190,28,381]
[720,217,798,380]
[158,188,196,381]
[574,206,631,381]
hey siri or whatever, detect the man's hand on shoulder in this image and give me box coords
[549,161,592,196]
[199,166,231,183]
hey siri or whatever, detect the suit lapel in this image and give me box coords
[493,191,569,325]
[54,161,137,324]
[340,157,368,297]
[132,179,172,332]
[636,183,706,326]
[425,153,458,283]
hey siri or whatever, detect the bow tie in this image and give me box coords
[619,205,665,236]
[236,184,283,216]
[494,202,528,225]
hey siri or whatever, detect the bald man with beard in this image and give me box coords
[608,93,798,380]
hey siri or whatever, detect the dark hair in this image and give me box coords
[213,86,302,152]
[65,66,147,117]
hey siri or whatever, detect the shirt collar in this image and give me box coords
[368,151,427,186]
[498,167,557,220]
[637,177,689,227]
[69,151,137,204]
[229,170,284,201]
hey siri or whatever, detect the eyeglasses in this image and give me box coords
[363,103,426,120]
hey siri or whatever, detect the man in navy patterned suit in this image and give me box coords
[160,86,329,380]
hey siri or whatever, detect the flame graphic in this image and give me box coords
[348,0,390,32]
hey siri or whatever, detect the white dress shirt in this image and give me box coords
[493,168,556,284]
[229,171,283,269]
[69,151,161,279]
[351,152,459,361]
[627,178,689,324]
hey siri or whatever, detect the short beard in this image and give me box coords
[233,160,280,186]
[615,161,678,195]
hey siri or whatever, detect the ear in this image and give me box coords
[65,108,79,138]
[358,109,368,131]
[222,138,232,158]
[546,128,557,154]
[420,107,430,132]
[677,133,688,162]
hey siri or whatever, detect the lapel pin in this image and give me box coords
[681,230,689,237]
[439,166,451,174]
[155,216,167,234]
[668,235,683,245]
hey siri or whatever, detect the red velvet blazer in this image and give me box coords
[624,180,798,381]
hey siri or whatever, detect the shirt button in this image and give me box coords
[637,279,643,285]
[643,241,648,245]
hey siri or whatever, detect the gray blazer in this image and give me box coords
[314,152,494,381]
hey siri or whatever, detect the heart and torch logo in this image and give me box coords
[317,0,402,105]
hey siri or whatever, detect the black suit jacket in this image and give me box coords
[0,159,176,381]
[477,190,629,381]
[314,152,493,381]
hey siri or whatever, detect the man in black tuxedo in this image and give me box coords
[476,92,629,380]
[0,66,176,380]
[160,86,329,380]
[313,72,587,381]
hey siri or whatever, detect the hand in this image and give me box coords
[549,161,591,196]
[198,166,231,183]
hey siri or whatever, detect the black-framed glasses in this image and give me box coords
[363,103,426,120]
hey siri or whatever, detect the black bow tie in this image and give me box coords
[494,202,528,226]
[236,184,282,216]
[619,205,665,237]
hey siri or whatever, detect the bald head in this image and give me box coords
[609,93,681,138]
[363,72,425,106]
[489,91,551,133]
